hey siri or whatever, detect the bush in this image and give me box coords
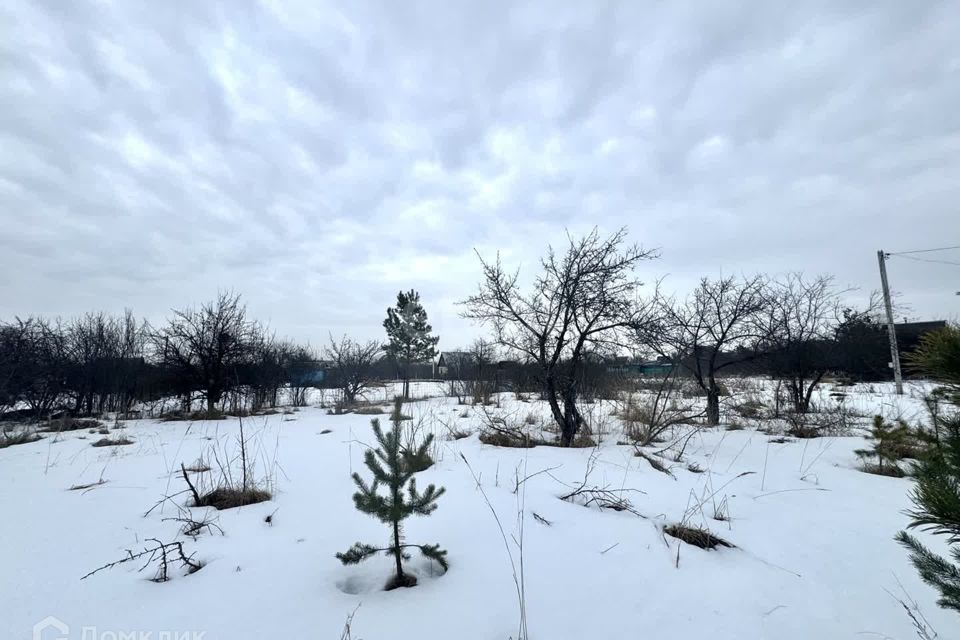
[178,420,275,511]
[478,407,538,448]
[0,427,41,449]
[41,417,105,432]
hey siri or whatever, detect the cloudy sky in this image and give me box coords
[2,1,959,348]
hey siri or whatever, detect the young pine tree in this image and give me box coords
[896,412,960,613]
[855,415,910,477]
[336,412,447,590]
[383,290,439,400]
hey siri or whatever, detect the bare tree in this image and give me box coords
[640,276,767,425]
[13,318,68,419]
[325,335,382,406]
[154,292,257,414]
[754,274,849,413]
[283,343,318,407]
[469,338,499,404]
[63,310,149,416]
[463,228,657,446]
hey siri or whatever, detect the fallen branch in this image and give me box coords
[81,538,202,582]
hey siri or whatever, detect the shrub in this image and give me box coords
[41,417,105,432]
[178,417,275,510]
[478,407,537,448]
[0,427,41,449]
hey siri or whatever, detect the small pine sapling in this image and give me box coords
[856,415,910,477]
[896,412,960,613]
[337,414,447,590]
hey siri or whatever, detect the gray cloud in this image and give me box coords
[2,0,959,346]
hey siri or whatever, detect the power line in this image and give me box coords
[888,245,960,256]
[890,254,960,267]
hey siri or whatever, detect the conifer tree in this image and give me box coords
[855,415,910,476]
[336,411,447,590]
[896,412,960,613]
[897,325,960,614]
[383,290,439,399]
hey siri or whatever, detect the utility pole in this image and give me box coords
[877,250,903,395]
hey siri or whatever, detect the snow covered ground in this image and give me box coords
[2,380,954,640]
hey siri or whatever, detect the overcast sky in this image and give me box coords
[2,1,959,349]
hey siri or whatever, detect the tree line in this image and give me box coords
[0,289,446,420]
[463,228,902,442]
[0,228,910,434]
[0,293,318,419]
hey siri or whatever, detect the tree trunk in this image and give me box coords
[705,377,720,426]
[801,372,825,413]
[706,391,720,426]
[544,377,566,439]
[559,380,584,446]
[392,510,404,580]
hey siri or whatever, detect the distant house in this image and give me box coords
[895,320,948,355]
[436,351,475,377]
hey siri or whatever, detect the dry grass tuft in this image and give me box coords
[479,430,536,448]
[859,462,907,478]
[664,524,734,549]
[41,417,104,432]
[91,436,134,447]
[353,406,386,415]
[161,410,226,422]
[0,428,42,449]
[194,487,272,510]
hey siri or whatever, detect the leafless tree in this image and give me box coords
[324,335,382,406]
[463,228,658,446]
[468,337,499,404]
[754,273,850,413]
[64,310,149,416]
[284,343,318,407]
[154,292,257,414]
[639,276,767,425]
[12,318,68,419]
[0,319,34,415]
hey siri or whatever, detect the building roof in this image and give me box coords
[437,351,474,365]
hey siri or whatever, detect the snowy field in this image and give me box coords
[2,379,954,640]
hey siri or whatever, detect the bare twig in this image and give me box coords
[82,538,202,581]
